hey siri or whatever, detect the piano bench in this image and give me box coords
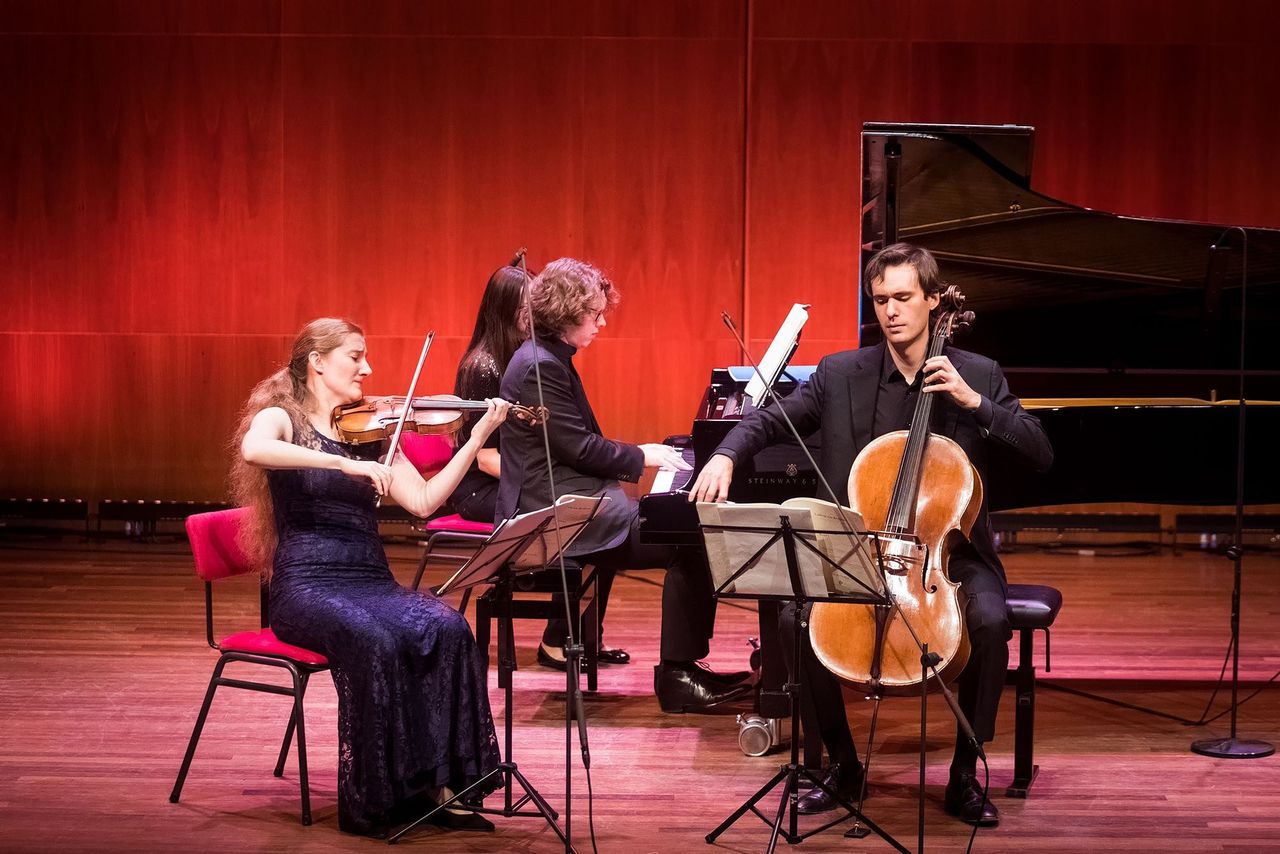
[474,562,601,693]
[1004,583,1063,798]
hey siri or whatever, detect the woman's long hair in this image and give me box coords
[454,265,529,400]
[228,317,364,576]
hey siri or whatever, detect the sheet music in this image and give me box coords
[745,303,810,406]
[509,494,607,568]
[435,494,607,594]
[697,501,830,597]
[697,498,883,599]
[779,497,884,596]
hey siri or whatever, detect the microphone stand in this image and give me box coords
[516,247,592,852]
[1190,228,1274,760]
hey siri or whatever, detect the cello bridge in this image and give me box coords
[875,533,925,577]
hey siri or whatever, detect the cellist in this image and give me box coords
[689,243,1052,827]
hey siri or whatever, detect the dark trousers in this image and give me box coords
[452,479,499,524]
[542,515,717,662]
[780,556,1010,773]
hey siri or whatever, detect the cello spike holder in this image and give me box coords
[841,686,882,841]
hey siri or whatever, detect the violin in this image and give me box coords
[332,395,548,445]
[808,286,979,696]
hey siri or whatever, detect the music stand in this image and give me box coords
[700,503,911,854]
[389,495,605,848]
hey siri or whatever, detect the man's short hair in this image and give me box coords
[528,257,620,339]
[862,242,944,297]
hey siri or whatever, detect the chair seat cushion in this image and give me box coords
[424,514,493,534]
[219,628,329,666]
[1006,583,1063,630]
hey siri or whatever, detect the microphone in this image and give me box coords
[922,651,986,760]
[574,684,591,768]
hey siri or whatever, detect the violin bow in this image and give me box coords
[374,330,435,507]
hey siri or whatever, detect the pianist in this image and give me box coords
[497,257,751,712]
[689,242,1052,825]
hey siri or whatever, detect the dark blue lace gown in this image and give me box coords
[266,429,500,836]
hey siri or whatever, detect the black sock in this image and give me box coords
[950,747,979,780]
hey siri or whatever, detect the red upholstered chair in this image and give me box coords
[399,433,495,593]
[169,508,330,825]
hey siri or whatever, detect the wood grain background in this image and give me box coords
[4,0,1279,501]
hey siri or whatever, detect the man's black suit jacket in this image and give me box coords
[496,337,644,556]
[713,342,1053,587]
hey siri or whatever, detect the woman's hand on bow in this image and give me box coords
[339,458,394,495]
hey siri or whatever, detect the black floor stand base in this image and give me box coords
[390,571,574,849]
[704,761,907,854]
[1191,736,1275,759]
[387,761,568,846]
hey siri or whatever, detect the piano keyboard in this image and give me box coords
[648,447,697,495]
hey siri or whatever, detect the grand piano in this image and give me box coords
[639,122,1280,721]
[643,121,1280,525]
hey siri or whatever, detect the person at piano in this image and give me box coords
[497,257,751,712]
[446,264,530,523]
[689,242,1053,825]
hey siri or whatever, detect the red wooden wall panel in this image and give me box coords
[578,35,745,439]
[745,37,912,362]
[3,0,1279,502]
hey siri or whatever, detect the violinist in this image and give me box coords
[447,264,529,523]
[689,244,1053,825]
[497,258,751,712]
[233,317,509,837]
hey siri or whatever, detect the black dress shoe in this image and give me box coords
[429,808,496,832]
[597,647,630,665]
[944,773,999,827]
[538,644,631,669]
[797,762,866,814]
[693,661,752,686]
[654,661,753,714]
[537,643,568,671]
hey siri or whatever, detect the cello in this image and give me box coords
[808,286,979,696]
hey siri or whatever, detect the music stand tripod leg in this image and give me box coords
[393,521,577,847]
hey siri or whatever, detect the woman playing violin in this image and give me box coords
[232,317,509,837]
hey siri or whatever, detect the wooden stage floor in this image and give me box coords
[1,535,1277,853]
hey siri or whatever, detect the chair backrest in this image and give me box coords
[400,432,454,475]
[186,507,254,582]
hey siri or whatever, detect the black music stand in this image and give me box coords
[389,495,605,849]
[700,504,910,854]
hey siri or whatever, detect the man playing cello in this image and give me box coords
[689,243,1052,826]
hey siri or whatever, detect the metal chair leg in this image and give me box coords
[287,665,313,826]
[274,671,310,777]
[476,592,493,673]
[581,569,600,692]
[1007,628,1039,797]
[411,535,436,590]
[169,656,229,803]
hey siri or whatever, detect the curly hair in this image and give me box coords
[527,257,620,340]
[227,317,364,576]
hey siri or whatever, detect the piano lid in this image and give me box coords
[860,123,1280,398]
